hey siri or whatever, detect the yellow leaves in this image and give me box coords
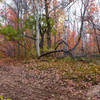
[59,15,66,23]
[56,13,67,34]
[98,83,100,86]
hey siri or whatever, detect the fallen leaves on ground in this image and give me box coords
[0,57,100,100]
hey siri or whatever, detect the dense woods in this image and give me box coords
[0,0,100,59]
[0,0,100,100]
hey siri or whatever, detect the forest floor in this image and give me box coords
[0,57,100,100]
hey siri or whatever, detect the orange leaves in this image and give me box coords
[71,31,76,37]
[90,7,95,13]
[90,6,98,14]
[88,1,98,14]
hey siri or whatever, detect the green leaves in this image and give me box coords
[25,15,36,30]
[0,96,3,100]
[0,96,12,100]
[0,25,24,41]
[25,14,57,35]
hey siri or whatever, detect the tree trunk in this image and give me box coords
[35,0,40,57]
[16,0,20,57]
[63,25,67,56]
[53,0,57,47]
[40,33,44,49]
[45,0,51,49]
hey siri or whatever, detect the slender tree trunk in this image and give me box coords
[45,0,51,49]
[54,36,56,47]
[40,32,44,49]
[35,0,40,57]
[63,24,67,56]
[16,1,20,57]
[40,24,45,50]
[53,0,57,47]
[39,20,44,49]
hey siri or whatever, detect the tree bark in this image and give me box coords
[35,0,40,57]
[40,33,44,49]
[45,0,51,49]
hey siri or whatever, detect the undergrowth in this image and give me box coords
[26,56,100,85]
[1,56,100,85]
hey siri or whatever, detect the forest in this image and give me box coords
[0,0,100,100]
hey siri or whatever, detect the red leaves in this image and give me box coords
[69,0,74,3]
[0,9,4,15]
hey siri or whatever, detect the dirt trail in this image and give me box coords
[0,64,98,100]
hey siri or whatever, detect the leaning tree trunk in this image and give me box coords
[35,0,40,57]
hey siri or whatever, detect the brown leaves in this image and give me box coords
[0,57,100,100]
